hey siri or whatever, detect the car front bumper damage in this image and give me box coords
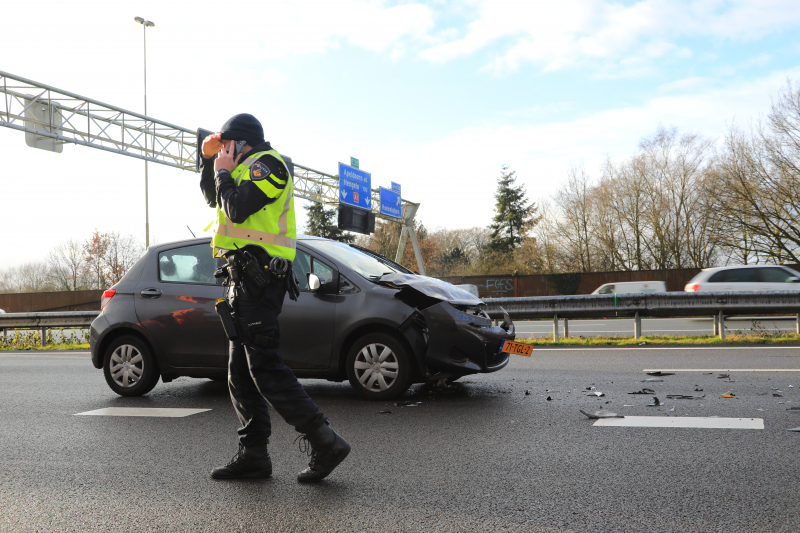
[421,301,515,377]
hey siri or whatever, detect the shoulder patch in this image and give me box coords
[250,161,271,181]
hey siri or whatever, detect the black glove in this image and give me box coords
[287,270,300,301]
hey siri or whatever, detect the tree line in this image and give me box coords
[0,230,143,293]
[311,80,800,277]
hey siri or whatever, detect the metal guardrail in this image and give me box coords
[481,291,800,341]
[0,311,99,345]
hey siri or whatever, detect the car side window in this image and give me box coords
[722,268,759,283]
[760,268,792,283]
[158,244,219,285]
[293,250,311,291]
[598,285,614,294]
[312,258,334,285]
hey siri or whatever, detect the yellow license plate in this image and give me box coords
[501,340,533,357]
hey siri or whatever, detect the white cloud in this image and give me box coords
[419,0,800,74]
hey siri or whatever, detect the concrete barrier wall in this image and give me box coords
[440,264,800,299]
[0,290,104,313]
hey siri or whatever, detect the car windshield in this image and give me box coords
[307,240,412,280]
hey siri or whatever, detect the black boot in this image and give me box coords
[211,442,272,479]
[296,423,351,482]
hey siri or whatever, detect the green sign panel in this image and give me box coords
[350,156,359,169]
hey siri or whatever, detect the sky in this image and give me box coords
[2,0,800,271]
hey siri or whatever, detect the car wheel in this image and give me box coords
[346,332,414,401]
[103,335,160,397]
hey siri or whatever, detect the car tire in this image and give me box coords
[346,332,414,401]
[103,335,160,397]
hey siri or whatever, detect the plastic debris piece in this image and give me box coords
[721,391,735,398]
[757,409,767,411]
[787,427,800,432]
[703,372,713,375]
[629,388,656,395]
[774,393,783,397]
[546,396,552,401]
[623,405,633,407]
[648,397,662,407]
[580,409,624,419]
[525,390,530,396]
[646,372,675,376]
[643,378,663,382]
[786,407,800,411]
[394,401,421,407]
[694,387,704,391]
[718,373,730,379]
[666,394,706,400]
[587,386,604,397]
[379,410,392,414]
[669,406,675,412]
[639,342,647,345]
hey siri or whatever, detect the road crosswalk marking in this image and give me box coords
[75,407,211,417]
[593,416,763,429]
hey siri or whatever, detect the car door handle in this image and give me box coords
[140,288,162,299]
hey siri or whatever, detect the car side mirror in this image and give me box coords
[789,276,800,283]
[307,270,341,294]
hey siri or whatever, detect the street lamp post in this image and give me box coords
[134,16,155,248]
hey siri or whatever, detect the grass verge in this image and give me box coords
[0,342,90,351]
[518,333,800,346]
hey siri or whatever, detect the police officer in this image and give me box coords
[199,113,350,482]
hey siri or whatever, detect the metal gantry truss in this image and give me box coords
[0,69,426,274]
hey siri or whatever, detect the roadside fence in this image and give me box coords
[481,291,800,341]
[0,311,98,346]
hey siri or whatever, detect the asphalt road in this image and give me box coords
[2,347,800,532]
[515,317,799,338]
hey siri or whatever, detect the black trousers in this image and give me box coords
[228,279,327,447]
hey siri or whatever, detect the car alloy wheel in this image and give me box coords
[109,344,145,388]
[346,332,414,400]
[103,335,160,397]
[354,343,399,393]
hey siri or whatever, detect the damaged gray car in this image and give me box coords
[90,236,515,400]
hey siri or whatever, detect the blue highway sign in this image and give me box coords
[391,182,401,194]
[338,163,372,209]
[379,187,402,219]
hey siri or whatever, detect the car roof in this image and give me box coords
[700,265,789,272]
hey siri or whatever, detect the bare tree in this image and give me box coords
[48,238,87,291]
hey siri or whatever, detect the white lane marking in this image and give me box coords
[642,369,800,372]
[593,416,763,429]
[75,408,211,417]
[530,346,800,351]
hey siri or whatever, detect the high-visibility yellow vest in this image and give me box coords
[211,150,296,260]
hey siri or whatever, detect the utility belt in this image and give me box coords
[213,245,300,348]
[213,245,291,290]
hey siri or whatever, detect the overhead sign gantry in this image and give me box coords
[0,69,426,274]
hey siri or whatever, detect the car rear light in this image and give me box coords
[101,289,116,311]
[687,284,701,292]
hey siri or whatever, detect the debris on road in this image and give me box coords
[587,387,604,397]
[722,391,736,398]
[547,396,552,401]
[786,407,800,411]
[580,409,624,419]
[629,388,656,395]
[525,390,530,396]
[648,397,663,407]
[774,393,783,397]
[718,373,730,379]
[666,394,706,400]
[694,387,704,391]
[379,410,392,414]
[394,401,421,407]
[646,372,675,376]
[787,427,800,432]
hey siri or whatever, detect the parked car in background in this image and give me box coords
[0,309,5,314]
[90,237,515,400]
[685,265,800,292]
[591,281,667,295]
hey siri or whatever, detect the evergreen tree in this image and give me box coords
[305,202,355,243]
[488,166,536,254]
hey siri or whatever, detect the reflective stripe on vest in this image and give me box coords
[211,149,296,260]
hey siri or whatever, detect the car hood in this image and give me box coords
[377,273,483,306]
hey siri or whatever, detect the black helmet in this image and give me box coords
[219,113,264,147]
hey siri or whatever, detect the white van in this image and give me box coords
[591,281,667,295]
[684,265,800,292]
